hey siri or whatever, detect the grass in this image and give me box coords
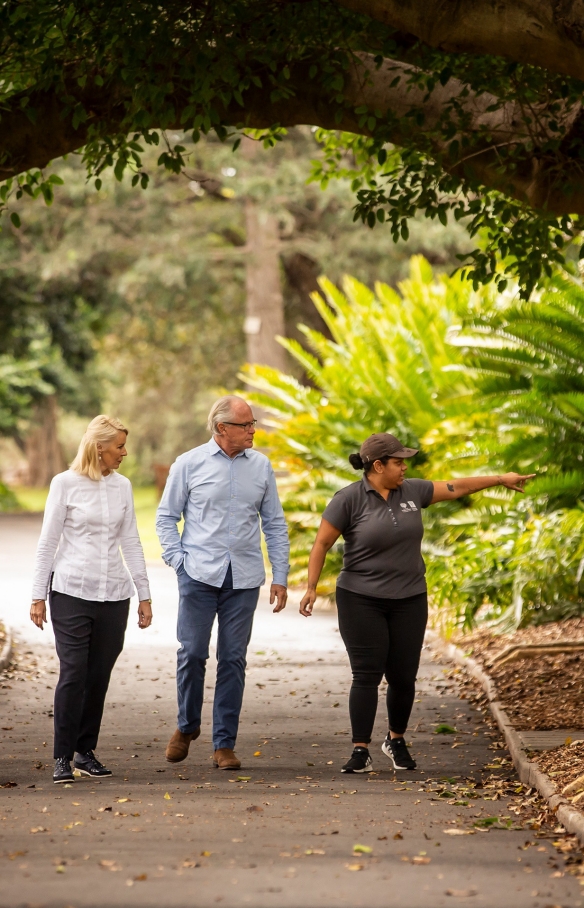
[12,484,164,563]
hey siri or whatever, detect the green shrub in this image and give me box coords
[243,259,584,632]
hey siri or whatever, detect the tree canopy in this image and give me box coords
[3,1,584,295]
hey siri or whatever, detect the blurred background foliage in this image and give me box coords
[2,127,583,634]
[0,127,470,487]
[243,259,584,634]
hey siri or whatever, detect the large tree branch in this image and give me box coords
[2,54,583,213]
[333,0,584,82]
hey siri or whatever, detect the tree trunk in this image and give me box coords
[243,199,287,372]
[25,395,66,487]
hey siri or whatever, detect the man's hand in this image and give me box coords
[299,588,317,617]
[270,584,287,613]
[30,600,47,629]
[138,600,153,628]
[499,472,536,492]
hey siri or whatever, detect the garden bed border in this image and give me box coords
[0,624,12,672]
[425,629,584,847]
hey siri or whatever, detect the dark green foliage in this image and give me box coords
[2,2,584,294]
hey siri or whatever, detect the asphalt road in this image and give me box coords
[0,513,582,907]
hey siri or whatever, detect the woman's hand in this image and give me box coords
[299,588,317,617]
[498,472,536,492]
[30,600,47,630]
[138,600,153,629]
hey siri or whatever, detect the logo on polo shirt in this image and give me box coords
[400,501,418,512]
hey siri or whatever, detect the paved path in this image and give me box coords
[0,514,582,907]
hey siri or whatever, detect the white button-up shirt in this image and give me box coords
[32,469,151,602]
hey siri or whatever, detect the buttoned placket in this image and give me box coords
[98,475,110,600]
[368,487,398,527]
[227,451,246,585]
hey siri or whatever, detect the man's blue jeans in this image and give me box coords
[176,563,260,750]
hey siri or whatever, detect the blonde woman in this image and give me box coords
[30,415,152,784]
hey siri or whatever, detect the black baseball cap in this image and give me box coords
[360,433,418,462]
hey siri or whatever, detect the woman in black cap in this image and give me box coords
[299,433,534,773]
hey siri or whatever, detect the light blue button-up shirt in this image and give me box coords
[155,438,290,589]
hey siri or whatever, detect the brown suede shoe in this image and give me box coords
[165,728,200,763]
[213,748,241,770]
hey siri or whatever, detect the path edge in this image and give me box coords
[425,629,584,846]
[0,624,13,671]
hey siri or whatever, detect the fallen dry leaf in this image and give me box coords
[353,844,372,854]
[443,828,475,836]
[163,792,171,800]
[99,860,122,871]
[345,863,364,871]
[29,826,47,834]
[246,805,263,813]
[134,873,147,881]
[200,851,212,857]
[445,889,478,898]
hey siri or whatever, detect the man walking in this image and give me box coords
[156,396,289,770]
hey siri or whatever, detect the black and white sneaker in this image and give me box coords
[53,757,75,784]
[74,750,112,778]
[382,735,417,770]
[341,746,373,773]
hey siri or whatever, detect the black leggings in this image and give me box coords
[336,586,428,743]
[50,590,129,759]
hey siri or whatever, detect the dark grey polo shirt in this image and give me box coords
[322,476,434,599]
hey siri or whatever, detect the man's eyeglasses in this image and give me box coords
[223,420,258,431]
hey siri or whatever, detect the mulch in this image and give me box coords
[448,617,584,828]
[536,741,584,795]
[452,618,584,731]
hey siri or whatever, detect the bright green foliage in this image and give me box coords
[242,256,474,593]
[242,257,584,630]
[446,271,584,507]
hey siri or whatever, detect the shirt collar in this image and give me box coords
[207,436,248,459]
[362,475,375,492]
[362,474,393,499]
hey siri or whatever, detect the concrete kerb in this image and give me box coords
[0,623,12,672]
[425,629,584,847]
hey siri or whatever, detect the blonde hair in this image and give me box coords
[70,415,128,481]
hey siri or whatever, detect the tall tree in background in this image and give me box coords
[0,130,470,484]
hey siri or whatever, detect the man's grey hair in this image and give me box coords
[207,395,246,434]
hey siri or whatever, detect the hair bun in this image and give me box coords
[348,452,364,470]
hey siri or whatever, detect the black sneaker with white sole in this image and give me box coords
[53,756,75,784]
[74,750,112,778]
[382,735,417,770]
[341,746,373,773]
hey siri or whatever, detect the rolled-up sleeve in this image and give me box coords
[259,465,290,587]
[120,484,151,600]
[31,475,67,600]
[156,458,188,571]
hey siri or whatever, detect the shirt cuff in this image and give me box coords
[136,585,151,601]
[271,572,288,587]
[169,552,185,571]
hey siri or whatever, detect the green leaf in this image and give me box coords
[10,212,21,228]
[434,723,457,735]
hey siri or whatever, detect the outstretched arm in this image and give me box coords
[430,472,536,504]
[299,519,342,617]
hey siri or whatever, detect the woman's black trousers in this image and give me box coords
[49,590,130,760]
[336,586,428,743]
